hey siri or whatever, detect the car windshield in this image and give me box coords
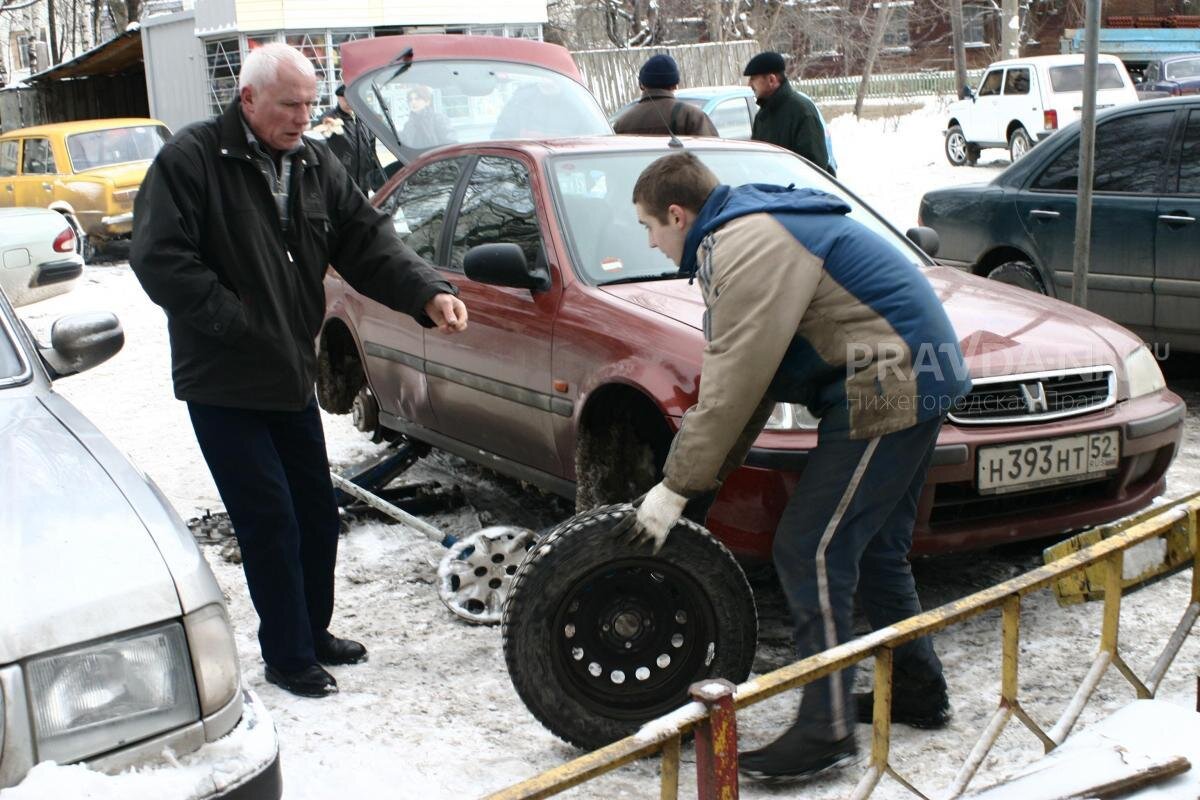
[0,310,27,384]
[353,59,610,155]
[550,149,924,285]
[1166,58,1200,80]
[66,125,170,171]
[1049,64,1126,92]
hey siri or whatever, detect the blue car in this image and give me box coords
[1135,54,1200,99]
[610,85,837,173]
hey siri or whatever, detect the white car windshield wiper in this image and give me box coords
[598,270,683,287]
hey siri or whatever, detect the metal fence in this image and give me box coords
[572,41,760,115]
[794,68,986,102]
[485,491,1200,800]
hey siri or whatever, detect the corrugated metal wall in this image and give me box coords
[573,41,760,116]
[0,73,149,132]
[141,10,212,132]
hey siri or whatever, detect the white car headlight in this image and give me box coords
[1124,346,1166,399]
[764,403,820,431]
[184,604,241,716]
[27,623,199,764]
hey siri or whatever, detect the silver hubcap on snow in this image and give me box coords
[438,526,536,623]
[947,132,967,163]
[1011,135,1029,160]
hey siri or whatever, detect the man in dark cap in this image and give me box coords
[612,53,718,137]
[744,51,835,176]
[312,83,381,191]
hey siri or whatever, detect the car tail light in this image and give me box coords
[1044,110,1058,130]
[53,226,76,253]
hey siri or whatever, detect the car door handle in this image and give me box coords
[1030,209,1061,219]
[41,182,52,190]
[1158,214,1196,225]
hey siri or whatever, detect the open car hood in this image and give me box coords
[337,35,612,165]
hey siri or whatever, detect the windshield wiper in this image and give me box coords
[598,270,683,286]
[370,47,413,150]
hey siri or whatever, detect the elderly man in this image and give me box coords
[744,51,835,176]
[131,43,467,698]
[612,53,718,137]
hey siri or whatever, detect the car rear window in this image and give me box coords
[67,125,170,171]
[1049,63,1126,92]
[1166,58,1200,81]
[551,149,924,285]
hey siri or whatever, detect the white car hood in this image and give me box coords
[0,396,181,664]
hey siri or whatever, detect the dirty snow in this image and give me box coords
[6,99,1200,800]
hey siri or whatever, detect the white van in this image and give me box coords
[944,53,1139,166]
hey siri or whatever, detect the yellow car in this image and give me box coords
[0,118,171,260]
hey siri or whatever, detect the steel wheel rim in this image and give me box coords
[551,558,718,720]
[1011,135,1030,159]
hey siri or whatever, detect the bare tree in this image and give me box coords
[854,0,891,117]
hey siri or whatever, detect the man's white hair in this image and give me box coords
[238,43,316,92]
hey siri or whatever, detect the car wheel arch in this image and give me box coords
[574,384,673,513]
[316,316,367,414]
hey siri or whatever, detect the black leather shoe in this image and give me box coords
[739,726,857,783]
[854,686,951,729]
[265,664,338,698]
[315,634,368,666]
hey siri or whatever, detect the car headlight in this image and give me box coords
[1124,346,1166,399]
[27,623,199,764]
[764,403,820,431]
[184,604,241,716]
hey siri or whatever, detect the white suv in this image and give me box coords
[944,53,1139,166]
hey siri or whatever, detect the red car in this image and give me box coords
[320,35,1183,561]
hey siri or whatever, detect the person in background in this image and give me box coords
[744,51,835,176]
[312,83,381,191]
[618,151,967,782]
[613,54,718,137]
[399,85,455,149]
[131,42,468,699]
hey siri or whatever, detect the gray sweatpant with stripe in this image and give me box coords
[773,414,945,741]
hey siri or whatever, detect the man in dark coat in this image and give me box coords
[612,54,718,137]
[744,51,835,176]
[314,83,381,191]
[131,43,468,699]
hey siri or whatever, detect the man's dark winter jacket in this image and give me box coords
[131,99,453,412]
[751,80,833,175]
[613,89,718,137]
[318,106,381,190]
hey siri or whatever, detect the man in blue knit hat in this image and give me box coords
[618,151,968,782]
[613,53,718,137]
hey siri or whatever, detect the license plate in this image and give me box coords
[977,431,1119,495]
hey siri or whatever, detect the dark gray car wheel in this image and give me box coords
[945,125,971,166]
[988,261,1047,295]
[1009,127,1033,162]
[502,505,757,750]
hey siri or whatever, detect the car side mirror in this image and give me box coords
[38,312,124,379]
[905,226,940,258]
[960,85,975,101]
[464,243,551,292]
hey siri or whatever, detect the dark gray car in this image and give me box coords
[920,95,1200,352]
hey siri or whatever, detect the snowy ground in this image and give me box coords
[7,99,1200,800]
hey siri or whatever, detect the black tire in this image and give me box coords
[502,505,757,750]
[945,125,971,166]
[987,260,1047,295]
[1008,127,1033,162]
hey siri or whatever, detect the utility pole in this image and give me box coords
[1001,0,1020,59]
[854,0,891,118]
[948,0,968,95]
[1072,0,1101,308]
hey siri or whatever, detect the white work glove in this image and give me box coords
[612,482,689,554]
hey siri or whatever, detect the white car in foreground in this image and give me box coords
[0,207,83,307]
[0,288,281,798]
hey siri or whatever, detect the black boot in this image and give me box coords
[854,673,950,729]
[315,632,368,666]
[739,724,857,783]
[265,664,338,697]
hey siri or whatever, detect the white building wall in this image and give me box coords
[141,10,211,131]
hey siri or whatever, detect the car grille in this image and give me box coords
[948,367,1115,425]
